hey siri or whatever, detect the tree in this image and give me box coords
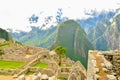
[0,49,4,56]
[55,46,66,66]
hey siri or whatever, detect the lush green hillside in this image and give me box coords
[11,27,57,48]
[89,14,120,50]
[51,20,94,68]
[0,28,12,41]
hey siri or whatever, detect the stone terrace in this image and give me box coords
[0,45,87,80]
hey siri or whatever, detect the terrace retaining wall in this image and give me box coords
[0,68,16,75]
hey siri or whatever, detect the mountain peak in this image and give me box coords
[51,20,94,68]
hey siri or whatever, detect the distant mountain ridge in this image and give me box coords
[77,10,116,34]
[10,26,57,48]
[9,8,120,51]
[89,13,120,50]
[10,10,116,47]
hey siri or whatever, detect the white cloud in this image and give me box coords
[0,0,120,31]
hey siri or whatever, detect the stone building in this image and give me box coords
[87,50,120,80]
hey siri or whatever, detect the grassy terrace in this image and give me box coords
[0,60,25,69]
[60,65,72,68]
[26,71,34,75]
[58,77,67,80]
[33,62,48,69]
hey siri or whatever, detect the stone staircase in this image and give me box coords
[13,50,49,78]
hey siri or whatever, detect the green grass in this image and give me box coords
[58,77,67,80]
[0,41,10,49]
[26,71,34,75]
[33,62,48,69]
[0,60,25,69]
[0,42,9,47]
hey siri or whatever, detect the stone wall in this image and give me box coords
[0,68,16,75]
[1,53,26,62]
[2,46,27,62]
[87,50,120,80]
[58,72,69,78]
[87,50,98,80]
[2,46,50,62]
[29,67,54,77]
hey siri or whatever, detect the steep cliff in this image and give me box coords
[89,14,120,50]
[51,20,94,68]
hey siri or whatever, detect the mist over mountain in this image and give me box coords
[8,9,64,48]
[77,10,117,34]
[8,8,120,33]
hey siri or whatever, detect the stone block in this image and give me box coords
[107,75,117,80]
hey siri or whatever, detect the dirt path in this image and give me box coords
[0,75,34,80]
[0,75,16,80]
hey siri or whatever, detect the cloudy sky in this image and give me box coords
[0,0,120,32]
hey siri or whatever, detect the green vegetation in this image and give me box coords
[51,20,94,68]
[0,41,11,50]
[13,26,57,48]
[55,46,66,66]
[0,28,17,50]
[58,77,67,80]
[33,62,48,68]
[0,41,9,47]
[0,60,25,69]
[0,28,12,41]
[0,49,4,55]
[26,71,34,75]
[60,66,72,68]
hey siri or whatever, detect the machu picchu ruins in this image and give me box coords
[0,38,120,80]
[0,43,87,80]
[0,41,120,80]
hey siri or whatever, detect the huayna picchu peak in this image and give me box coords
[51,20,94,68]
